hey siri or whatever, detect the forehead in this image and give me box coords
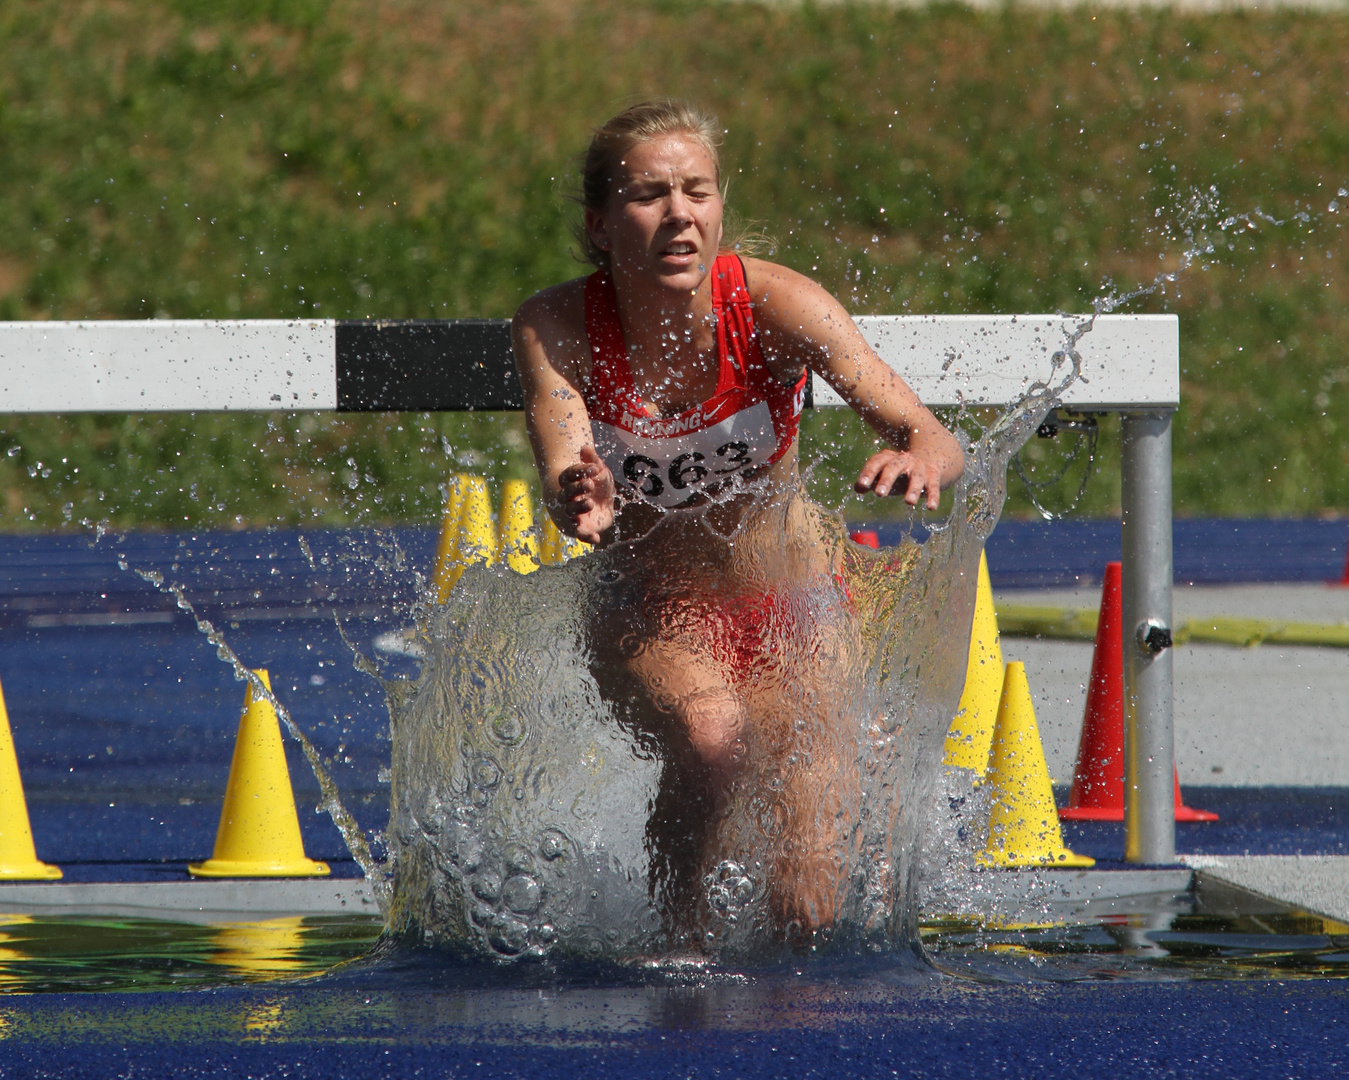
[614,133,718,183]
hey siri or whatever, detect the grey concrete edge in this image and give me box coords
[0,879,383,924]
[1182,854,1349,925]
[923,867,1195,921]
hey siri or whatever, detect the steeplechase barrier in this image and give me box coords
[0,313,1181,864]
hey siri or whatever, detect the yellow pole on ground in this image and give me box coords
[0,676,60,880]
[561,534,593,561]
[189,670,329,879]
[539,514,563,566]
[539,514,593,565]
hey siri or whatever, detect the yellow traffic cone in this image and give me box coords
[457,477,498,574]
[498,480,540,575]
[979,662,1094,869]
[539,514,594,565]
[539,514,564,567]
[561,534,593,561]
[432,473,469,603]
[0,678,60,880]
[189,671,329,878]
[943,549,1005,777]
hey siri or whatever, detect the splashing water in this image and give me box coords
[53,185,1271,966]
[112,547,392,903]
[381,194,1259,962]
[382,352,1077,963]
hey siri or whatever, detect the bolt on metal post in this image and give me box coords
[1121,410,1177,864]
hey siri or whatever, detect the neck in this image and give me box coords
[609,259,717,381]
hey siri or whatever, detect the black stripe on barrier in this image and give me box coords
[334,318,819,412]
[335,320,520,411]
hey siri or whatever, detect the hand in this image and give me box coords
[855,449,945,510]
[558,445,616,544]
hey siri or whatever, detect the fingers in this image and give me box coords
[558,462,601,487]
[560,447,616,526]
[573,505,614,545]
[855,452,943,510]
[853,453,885,494]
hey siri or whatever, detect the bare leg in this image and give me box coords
[586,492,867,944]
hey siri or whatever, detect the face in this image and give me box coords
[585,134,724,293]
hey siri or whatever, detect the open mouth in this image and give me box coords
[660,241,698,257]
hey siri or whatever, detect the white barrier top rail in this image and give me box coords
[0,315,1177,413]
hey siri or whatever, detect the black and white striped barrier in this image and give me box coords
[0,313,1182,867]
[0,315,1176,413]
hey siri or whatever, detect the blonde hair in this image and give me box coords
[573,99,770,269]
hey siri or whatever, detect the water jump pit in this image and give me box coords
[0,319,1346,1076]
[1,604,1348,1079]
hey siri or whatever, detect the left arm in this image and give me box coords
[744,257,965,510]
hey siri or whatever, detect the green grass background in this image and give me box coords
[0,0,1345,531]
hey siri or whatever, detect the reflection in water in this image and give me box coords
[211,917,308,978]
[0,916,35,992]
[241,1000,287,1039]
[0,915,380,994]
[0,904,1345,1000]
[923,907,1349,982]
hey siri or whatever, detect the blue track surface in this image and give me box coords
[1,978,1347,1078]
[856,516,1349,587]
[1,525,1347,1077]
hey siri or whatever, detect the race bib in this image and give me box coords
[591,401,778,510]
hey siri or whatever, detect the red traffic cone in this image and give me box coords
[1174,768,1219,822]
[1059,562,1218,823]
[1060,562,1126,820]
[850,530,880,549]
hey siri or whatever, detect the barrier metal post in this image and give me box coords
[1120,410,1177,864]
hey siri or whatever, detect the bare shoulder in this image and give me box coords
[739,256,856,344]
[738,256,824,308]
[512,277,590,385]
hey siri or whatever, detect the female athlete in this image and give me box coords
[512,100,964,945]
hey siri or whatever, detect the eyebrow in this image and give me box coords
[625,172,718,192]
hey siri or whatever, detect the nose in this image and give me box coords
[664,187,693,225]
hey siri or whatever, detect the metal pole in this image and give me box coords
[1121,410,1177,864]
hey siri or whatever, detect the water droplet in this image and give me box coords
[502,874,542,915]
[470,872,501,902]
[488,916,529,956]
[505,845,535,873]
[491,713,526,745]
[538,829,570,861]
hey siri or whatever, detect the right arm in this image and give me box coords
[511,282,617,545]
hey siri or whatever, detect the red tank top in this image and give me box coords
[582,255,806,509]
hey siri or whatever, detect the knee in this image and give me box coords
[679,690,746,774]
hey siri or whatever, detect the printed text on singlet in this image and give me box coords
[591,399,781,510]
